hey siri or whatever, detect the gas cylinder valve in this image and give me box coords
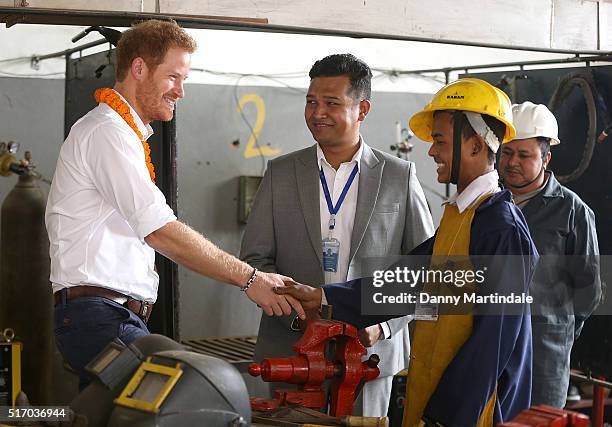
[0,142,36,177]
[0,141,17,176]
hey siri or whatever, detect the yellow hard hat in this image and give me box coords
[409,77,516,144]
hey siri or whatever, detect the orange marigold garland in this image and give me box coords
[94,88,156,182]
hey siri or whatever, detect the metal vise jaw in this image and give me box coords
[249,319,380,417]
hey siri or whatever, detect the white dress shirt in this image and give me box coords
[46,90,176,302]
[445,169,501,213]
[317,142,362,284]
[317,140,391,338]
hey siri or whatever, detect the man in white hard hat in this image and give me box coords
[499,101,602,407]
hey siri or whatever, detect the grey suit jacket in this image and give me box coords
[240,142,434,377]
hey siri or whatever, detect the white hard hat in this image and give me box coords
[511,101,560,145]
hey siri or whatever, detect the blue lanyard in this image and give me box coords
[319,164,359,230]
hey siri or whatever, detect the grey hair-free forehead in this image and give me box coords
[309,53,372,101]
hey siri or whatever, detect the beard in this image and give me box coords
[135,79,175,123]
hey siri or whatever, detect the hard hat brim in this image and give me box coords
[409,107,516,144]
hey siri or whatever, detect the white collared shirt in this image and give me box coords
[46,90,176,302]
[445,169,501,213]
[317,140,391,338]
[317,141,363,285]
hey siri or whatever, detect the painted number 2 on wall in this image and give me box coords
[236,94,281,159]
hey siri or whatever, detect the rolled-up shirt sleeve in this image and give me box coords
[85,123,176,241]
[127,202,176,241]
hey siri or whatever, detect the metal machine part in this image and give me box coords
[0,142,17,177]
[69,334,251,427]
[85,339,143,390]
[181,335,256,372]
[70,334,184,427]
[497,404,589,426]
[108,350,250,427]
[0,143,40,177]
[547,71,598,184]
[249,320,380,417]
[390,121,414,159]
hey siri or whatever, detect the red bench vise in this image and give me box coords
[248,319,380,417]
[498,405,590,427]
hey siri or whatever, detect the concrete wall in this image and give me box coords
[0,77,446,340]
[0,77,62,200]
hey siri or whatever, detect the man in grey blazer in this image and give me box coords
[240,54,434,417]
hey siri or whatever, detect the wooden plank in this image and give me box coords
[160,0,558,50]
[551,0,598,51]
[600,2,612,51]
[0,0,606,51]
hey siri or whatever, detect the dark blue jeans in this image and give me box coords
[54,296,150,390]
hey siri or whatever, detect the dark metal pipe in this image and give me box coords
[444,72,451,199]
[0,7,609,55]
[391,54,612,75]
[570,372,612,389]
[31,38,107,62]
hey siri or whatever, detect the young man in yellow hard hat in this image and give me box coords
[276,78,539,426]
[499,102,601,408]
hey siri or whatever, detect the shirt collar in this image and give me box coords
[316,137,363,171]
[445,169,501,213]
[539,170,564,199]
[112,89,155,140]
[513,172,549,205]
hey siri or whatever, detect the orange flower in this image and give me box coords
[94,88,155,182]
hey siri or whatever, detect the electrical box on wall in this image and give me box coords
[238,175,262,224]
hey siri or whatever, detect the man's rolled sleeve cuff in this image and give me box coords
[128,203,177,241]
[380,322,391,339]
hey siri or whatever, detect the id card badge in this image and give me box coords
[414,300,439,321]
[322,237,340,272]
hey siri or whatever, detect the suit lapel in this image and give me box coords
[295,145,323,266]
[349,144,383,262]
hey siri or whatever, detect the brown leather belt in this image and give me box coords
[54,286,153,323]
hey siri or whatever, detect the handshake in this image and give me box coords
[276,279,384,348]
[274,280,323,312]
[250,274,384,348]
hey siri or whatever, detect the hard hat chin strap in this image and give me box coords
[450,111,465,185]
[510,166,546,190]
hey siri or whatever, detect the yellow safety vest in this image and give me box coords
[403,195,496,427]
